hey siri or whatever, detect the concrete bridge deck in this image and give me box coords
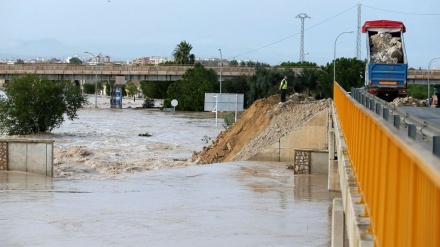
[1,64,438,84]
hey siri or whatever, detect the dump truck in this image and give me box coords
[362,20,408,101]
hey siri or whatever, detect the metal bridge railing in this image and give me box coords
[350,87,440,155]
[334,82,440,247]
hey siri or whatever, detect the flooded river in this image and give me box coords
[0,162,339,247]
[0,96,340,246]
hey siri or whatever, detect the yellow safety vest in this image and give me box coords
[281,79,288,89]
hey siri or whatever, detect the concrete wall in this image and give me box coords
[249,108,329,173]
[0,139,54,177]
[331,105,374,246]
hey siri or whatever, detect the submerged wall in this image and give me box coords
[0,139,54,177]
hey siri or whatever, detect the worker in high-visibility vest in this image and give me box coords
[279,76,288,103]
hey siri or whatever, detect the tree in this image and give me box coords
[69,57,82,64]
[296,68,321,96]
[316,57,366,99]
[140,80,173,99]
[279,61,318,67]
[125,82,138,97]
[0,74,87,135]
[229,60,239,67]
[333,57,365,90]
[172,41,195,65]
[166,63,217,111]
[316,66,334,99]
[247,67,295,105]
[222,76,250,108]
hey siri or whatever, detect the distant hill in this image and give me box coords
[0,38,73,59]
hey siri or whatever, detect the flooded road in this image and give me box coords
[0,162,339,247]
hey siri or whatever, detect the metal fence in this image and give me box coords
[334,82,440,247]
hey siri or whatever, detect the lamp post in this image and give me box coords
[84,51,98,108]
[218,48,222,111]
[428,57,440,101]
[333,31,354,82]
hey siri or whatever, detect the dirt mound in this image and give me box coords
[192,94,332,164]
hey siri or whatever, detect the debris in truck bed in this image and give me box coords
[370,32,403,64]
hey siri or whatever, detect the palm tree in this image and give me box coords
[172,41,195,65]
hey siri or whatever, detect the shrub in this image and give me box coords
[222,112,237,129]
[142,98,155,108]
[0,74,87,135]
[83,83,96,94]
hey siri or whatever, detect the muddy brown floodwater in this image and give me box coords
[0,96,340,246]
[0,162,339,247]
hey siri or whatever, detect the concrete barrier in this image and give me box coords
[249,108,329,174]
[332,105,374,246]
[0,139,54,177]
[332,197,345,247]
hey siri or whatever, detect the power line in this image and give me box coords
[231,4,440,62]
[231,5,357,60]
[363,4,440,16]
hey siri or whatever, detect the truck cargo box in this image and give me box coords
[363,20,408,99]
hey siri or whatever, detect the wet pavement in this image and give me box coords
[0,162,340,247]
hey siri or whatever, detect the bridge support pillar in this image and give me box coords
[331,197,345,247]
[328,105,340,191]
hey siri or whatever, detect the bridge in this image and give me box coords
[0,64,258,82]
[0,64,439,85]
[331,82,440,246]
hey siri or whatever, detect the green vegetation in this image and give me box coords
[0,74,87,135]
[222,112,237,129]
[83,83,103,94]
[69,57,82,64]
[140,41,367,111]
[172,41,195,65]
[407,84,431,99]
[166,63,217,111]
[296,68,321,96]
[279,61,318,67]
[316,58,366,99]
[140,80,172,99]
[142,98,155,108]
[247,67,295,104]
[125,82,138,97]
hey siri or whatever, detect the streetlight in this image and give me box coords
[84,51,98,108]
[218,48,222,111]
[333,31,354,82]
[428,57,440,101]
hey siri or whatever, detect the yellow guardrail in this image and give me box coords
[333,82,440,247]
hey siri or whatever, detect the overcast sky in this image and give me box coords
[0,0,439,68]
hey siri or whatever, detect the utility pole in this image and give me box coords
[356,3,362,60]
[296,13,310,62]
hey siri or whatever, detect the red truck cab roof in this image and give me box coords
[362,20,406,33]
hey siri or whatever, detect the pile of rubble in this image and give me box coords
[370,32,404,64]
[392,97,428,107]
[192,93,331,164]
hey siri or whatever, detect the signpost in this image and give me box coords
[171,99,178,112]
